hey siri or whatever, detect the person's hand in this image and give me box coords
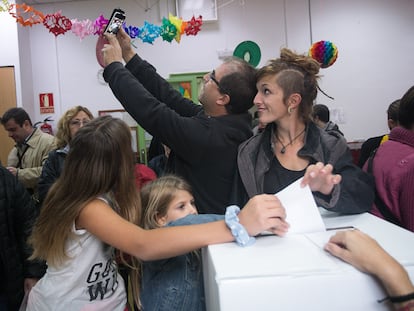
[116,28,135,63]
[7,166,17,176]
[301,162,341,195]
[238,194,289,237]
[102,33,123,66]
[324,230,393,275]
[24,278,39,294]
[324,230,414,297]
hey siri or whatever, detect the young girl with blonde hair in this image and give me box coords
[27,116,288,310]
[140,175,223,311]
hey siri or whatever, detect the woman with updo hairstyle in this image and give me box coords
[232,48,374,214]
[38,106,93,204]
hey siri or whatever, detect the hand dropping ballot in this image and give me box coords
[272,177,326,235]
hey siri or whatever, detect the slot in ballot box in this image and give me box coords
[203,211,414,311]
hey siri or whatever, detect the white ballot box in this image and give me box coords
[203,212,414,311]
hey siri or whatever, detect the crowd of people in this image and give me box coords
[0,27,413,311]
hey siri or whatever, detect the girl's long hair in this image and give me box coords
[29,115,142,305]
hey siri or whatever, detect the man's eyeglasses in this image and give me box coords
[69,119,91,127]
[209,70,220,87]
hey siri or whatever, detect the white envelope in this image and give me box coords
[274,177,326,235]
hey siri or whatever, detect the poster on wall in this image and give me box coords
[98,109,138,153]
[176,0,217,21]
[39,93,54,114]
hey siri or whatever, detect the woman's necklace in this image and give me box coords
[273,128,306,154]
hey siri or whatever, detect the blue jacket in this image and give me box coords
[38,145,68,205]
[141,214,224,311]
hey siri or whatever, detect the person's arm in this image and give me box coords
[16,166,43,190]
[76,194,289,262]
[102,32,209,156]
[105,29,201,117]
[325,230,414,310]
[116,27,135,64]
[16,137,57,190]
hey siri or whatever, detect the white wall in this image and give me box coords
[309,0,414,140]
[1,0,414,140]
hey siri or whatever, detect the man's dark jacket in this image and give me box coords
[104,55,252,214]
[0,166,46,310]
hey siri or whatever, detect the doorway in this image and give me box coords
[0,66,17,165]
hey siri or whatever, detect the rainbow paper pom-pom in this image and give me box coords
[309,40,338,68]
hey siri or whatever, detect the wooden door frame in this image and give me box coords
[0,66,17,165]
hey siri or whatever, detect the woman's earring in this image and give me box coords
[288,106,293,114]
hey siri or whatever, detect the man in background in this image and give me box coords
[0,165,46,310]
[102,29,256,215]
[1,107,56,203]
[358,100,400,167]
[312,104,344,137]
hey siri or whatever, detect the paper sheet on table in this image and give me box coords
[275,177,326,235]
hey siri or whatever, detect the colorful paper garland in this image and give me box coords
[43,11,72,36]
[161,17,177,43]
[71,18,95,40]
[0,0,10,12]
[184,15,202,36]
[9,3,44,27]
[1,0,203,43]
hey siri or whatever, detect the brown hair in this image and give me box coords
[29,115,141,304]
[257,48,321,122]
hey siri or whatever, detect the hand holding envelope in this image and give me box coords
[273,177,326,235]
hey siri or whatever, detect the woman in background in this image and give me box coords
[38,105,93,204]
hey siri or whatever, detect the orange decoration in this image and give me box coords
[9,3,44,27]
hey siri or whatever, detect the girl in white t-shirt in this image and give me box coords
[27,116,289,310]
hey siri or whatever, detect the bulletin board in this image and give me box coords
[98,109,141,158]
[176,0,218,21]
